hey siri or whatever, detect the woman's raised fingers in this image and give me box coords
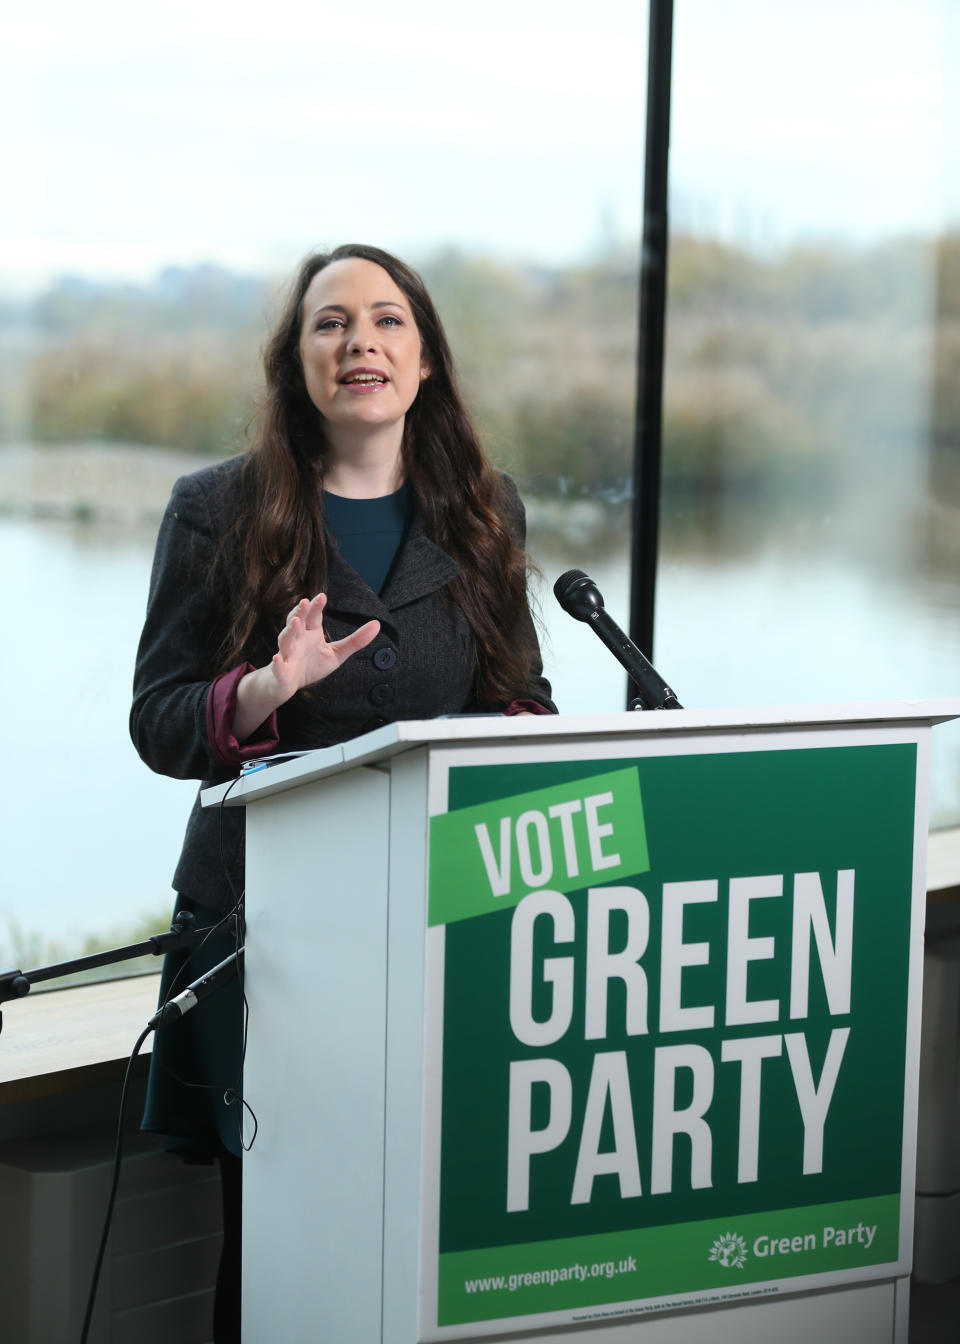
[285,597,310,625]
[330,619,380,658]
[303,592,328,630]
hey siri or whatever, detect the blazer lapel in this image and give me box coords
[322,509,460,627]
[381,510,460,611]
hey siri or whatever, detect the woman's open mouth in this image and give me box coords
[340,367,388,391]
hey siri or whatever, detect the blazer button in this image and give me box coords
[373,647,398,670]
[369,683,395,706]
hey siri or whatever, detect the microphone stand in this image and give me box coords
[0,909,224,1035]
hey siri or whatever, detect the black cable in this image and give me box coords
[155,908,235,1006]
[231,975,257,1152]
[218,770,247,910]
[80,1022,153,1344]
[150,902,255,1146]
[215,771,257,1151]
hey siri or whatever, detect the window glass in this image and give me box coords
[0,2,645,974]
[658,0,960,825]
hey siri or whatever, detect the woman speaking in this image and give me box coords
[130,243,554,1340]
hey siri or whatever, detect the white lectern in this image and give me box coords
[202,700,960,1343]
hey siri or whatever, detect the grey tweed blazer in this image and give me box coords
[130,456,554,913]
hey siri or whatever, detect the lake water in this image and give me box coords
[1,505,958,962]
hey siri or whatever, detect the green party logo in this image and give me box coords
[708,1232,749,1270]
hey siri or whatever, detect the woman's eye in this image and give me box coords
[378,315,402,327]
[317,317,344,331]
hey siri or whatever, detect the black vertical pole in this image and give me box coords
[628,0,674,689]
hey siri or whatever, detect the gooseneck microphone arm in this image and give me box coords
[554,569,683,711]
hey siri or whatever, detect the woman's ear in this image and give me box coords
[420,361,432,381]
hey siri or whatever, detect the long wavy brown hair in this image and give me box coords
[214,243,538,707]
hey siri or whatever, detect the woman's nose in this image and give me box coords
[348,320,378,353]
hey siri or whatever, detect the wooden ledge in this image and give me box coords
[0,973,159,1104]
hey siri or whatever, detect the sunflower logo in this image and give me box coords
[708,1231,748,1270]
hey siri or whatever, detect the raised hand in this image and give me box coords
[233,593,380,742]
[270,594,380,700]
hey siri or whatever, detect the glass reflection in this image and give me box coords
[658,0,960,826]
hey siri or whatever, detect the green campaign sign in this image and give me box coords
[425,743,918,1332]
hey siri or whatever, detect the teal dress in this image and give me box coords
[142,486,412,1158]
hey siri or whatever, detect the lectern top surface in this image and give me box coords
[200,697,960,808]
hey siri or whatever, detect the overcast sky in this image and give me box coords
[2,0,956,291]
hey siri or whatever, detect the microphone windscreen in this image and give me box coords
[554,570,606,621]
[553,569,588,606]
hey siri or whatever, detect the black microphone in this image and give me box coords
[148,947,245,1028]
[553,569,682,710]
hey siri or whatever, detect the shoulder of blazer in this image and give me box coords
[166,454,246,536]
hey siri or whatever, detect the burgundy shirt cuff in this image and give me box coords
[206,663,281,767]
[504,698,554,716]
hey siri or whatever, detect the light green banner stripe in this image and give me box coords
[429,766,649,926]
[438,1193,900,1326]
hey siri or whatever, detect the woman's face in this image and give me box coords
[298,257,429,444]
